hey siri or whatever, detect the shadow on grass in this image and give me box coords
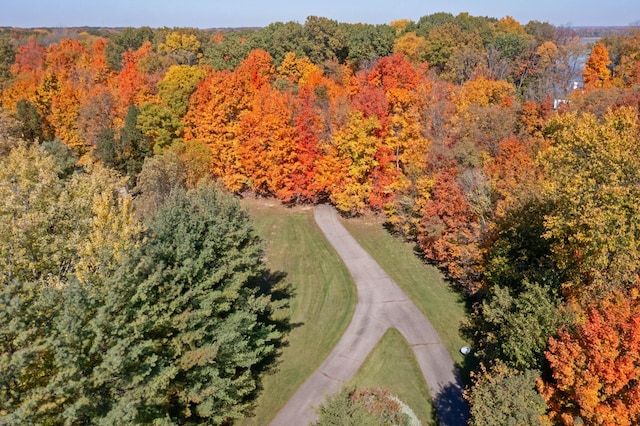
[247,268,304,415]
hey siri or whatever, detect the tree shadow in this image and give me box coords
[245,268,304,416]
[431,381,470,426]
[253,268,304,360]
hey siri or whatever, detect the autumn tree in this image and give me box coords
[417,165,484,289]
[138,64,207,149]
[540,107,640,302]
[237,85,298,196]
[540,287,640,426]
[132,150,186,220]
[0,141,140,287]
[158,30,203,65]
[583,42,612,89]
[467,362,548,426]
[392,32,427,64]
[329,111,385,214]
[608,28,640,87]
[1,39,45,111]
[278,86,324,203]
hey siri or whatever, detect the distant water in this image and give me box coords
[581,37,601,45]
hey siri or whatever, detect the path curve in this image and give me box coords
[270,205,469,426]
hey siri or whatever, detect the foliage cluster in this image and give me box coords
[2,14,640,425]
[0,140,286,424]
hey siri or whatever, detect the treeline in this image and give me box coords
[1,12,640,425]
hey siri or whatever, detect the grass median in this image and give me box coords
[341,213,469,367]
[350,328,437,425]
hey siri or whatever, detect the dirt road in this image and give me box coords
[270,205,469,425]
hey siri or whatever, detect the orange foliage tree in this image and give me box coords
[237,85,298,196]
[280,86,324,202]
[583,42,612,89]
[1,39,46,110]
[418,165,484,289]
[540,287,640,426]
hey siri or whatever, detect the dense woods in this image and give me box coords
[1,13,640,424]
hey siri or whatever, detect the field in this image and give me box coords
[239,199,468,424]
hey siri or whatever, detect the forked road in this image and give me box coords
[271,205,469,426]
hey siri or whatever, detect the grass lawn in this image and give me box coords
[341,213,469,367]
[238,198,356,425]
[350,328,436,426]
[238,198,468,424]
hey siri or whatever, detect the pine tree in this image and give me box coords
[91,185,284,424]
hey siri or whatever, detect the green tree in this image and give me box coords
[94,105,152,184]
[344,23,395,65]
[473,280,566,370]
[0,183,286,424]
[0,35,16,87]
[250,22,306,66]
[303,16,348,65]
[313,387,409,426]
[466,363,548,426]
[204,30,255,71]
[15,99,43,142]
[91,186,285,424]
[0,144,141,424]
[105,26,155,70]
[0,107,23,155]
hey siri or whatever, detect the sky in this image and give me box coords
[1,0,639,29]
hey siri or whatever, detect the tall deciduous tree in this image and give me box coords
[467,363,548,426]
[583,42,612,89]
[540,107,640,302]
[0,142,139,286]
[540,288,640,426]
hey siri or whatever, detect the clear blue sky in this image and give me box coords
[2,0,639,28]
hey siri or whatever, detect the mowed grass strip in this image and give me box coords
[239,198,356,425]
[350,328,436,426]
[341,214,468,366]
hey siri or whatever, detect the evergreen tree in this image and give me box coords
[93,105,152,185]
[91,185,284,424]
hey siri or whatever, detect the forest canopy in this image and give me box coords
[1,12,640,424]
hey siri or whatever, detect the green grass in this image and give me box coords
[238,198,357,425]
[350,328,437,426]
[341,214,469,367]
[237,199,468,424]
